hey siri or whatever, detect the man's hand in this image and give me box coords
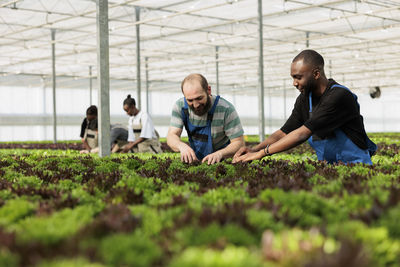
[167,126,197,163]
[202,151,223,165]
[233,150,264,163]
[79,149,90,154]
[179,143,198,163]
[232,146,253,163]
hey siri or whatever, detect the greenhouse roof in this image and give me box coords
[1,0,400,96]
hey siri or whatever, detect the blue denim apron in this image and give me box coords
[181,95,229,160]
[307,84,376,164]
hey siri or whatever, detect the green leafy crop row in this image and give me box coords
[0,133,400,266]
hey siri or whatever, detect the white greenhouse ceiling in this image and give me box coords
[1,0,400,96]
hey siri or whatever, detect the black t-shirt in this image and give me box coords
[80,118,98,138]
[80,118,87,138]
[281,79,368,149]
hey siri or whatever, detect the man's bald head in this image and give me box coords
[292,49,324,71]
[181,73,209,93]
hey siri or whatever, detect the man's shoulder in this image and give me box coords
[216,96,236,111]
[171,98,185,121]
[173,97,185,109]
[326,79,350,94]
[327,82,354,100]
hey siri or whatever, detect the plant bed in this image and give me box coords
[0,133,400,266]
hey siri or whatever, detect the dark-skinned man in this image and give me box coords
[167,73,245,165]
[233,49,376,165]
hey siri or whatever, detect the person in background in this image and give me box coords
[110,124,129,153]
[167,73,245,165]
[233,49,376,164]
[122,95,162,154]
[79,105,129,154]
[80,105,98,153]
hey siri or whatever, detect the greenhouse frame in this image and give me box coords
[1,0,400,155]
[1,1,400,266]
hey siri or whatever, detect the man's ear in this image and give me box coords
[207,85,212,95]
[313,68,321,79]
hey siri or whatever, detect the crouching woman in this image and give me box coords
[122,95,162,154]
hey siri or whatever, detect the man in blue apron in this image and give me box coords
[167,73,245,165]
[233,49,376,164]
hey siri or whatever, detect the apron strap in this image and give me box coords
[207,95,220,122]
[308,92,313,113]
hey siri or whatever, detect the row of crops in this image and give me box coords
[1,133,400,266]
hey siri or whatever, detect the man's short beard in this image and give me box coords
[190,95,211,116]
[304,78,318,95]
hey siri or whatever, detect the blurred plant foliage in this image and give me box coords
[0,133,400,266]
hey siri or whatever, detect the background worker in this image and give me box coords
[80,105,129,154]
[233,49,376,164]
[167,73,245,165]
[110,124,129,153]
[122,95,162,154]
[79,105,98,153]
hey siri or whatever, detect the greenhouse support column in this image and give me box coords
[51,28,57,144]
[89,65,93,105]
[145,56,149,113]
[96,0,111,157]
[42,77,47,140]
[268,85,272,132]
[283,80,287,120]
[257,0,265,141]
[216,46,220,95]
[135,6,141,109]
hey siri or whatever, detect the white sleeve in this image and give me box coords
[127,117,135,142]
[139,112,155,139]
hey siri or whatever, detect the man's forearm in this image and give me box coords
[167,133,186,152]
[253,129,286,151]
[268,126,311,155]
[218,137,245,159]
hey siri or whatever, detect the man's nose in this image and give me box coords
[293,80,298,87]
[193,101,200,108]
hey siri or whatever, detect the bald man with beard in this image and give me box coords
[167,73,245,165]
